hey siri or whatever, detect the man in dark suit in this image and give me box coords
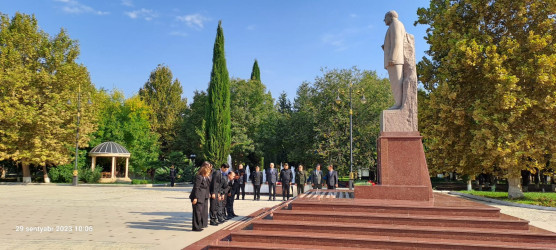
[280,163,293,201]
[209,163,229,226]
[326,165,339,189]
[226,172,239,219]
[170,165,176,187]
[309,164,324,189]
[218,165,230,222]
[266,163,278,201]
[251,166,263,200]
[235,164,247,200]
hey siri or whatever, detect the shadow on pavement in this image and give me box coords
[127,211,193,231]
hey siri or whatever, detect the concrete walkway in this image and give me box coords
[0,185,282,250]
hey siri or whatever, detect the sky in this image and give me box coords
[2,0,431,103]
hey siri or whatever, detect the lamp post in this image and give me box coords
[336,80,366,190]
[68,84,91,186]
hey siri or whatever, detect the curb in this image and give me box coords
[0,182,193,187]
[449,191,556,211]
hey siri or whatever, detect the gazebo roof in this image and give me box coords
[89,142,131,157]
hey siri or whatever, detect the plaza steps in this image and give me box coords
[202,193,556,250]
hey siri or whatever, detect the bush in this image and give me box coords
[132,179,150,184]
[80,167,101,183]
[49,164,74,183]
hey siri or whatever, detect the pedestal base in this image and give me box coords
[356,131,433,201]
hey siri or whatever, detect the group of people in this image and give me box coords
[188,161,339,231]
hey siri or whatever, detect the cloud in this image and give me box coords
[121,0,133,7]
[322,26,368,52]
[170,31,188,37]
[54,0,109,15]
[176,14,210,30]
[350,13,358,18]
[246,24,256,31]
[125,8,158,21]
[321,33,347,52]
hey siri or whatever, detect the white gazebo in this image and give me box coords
[89,142,131,183]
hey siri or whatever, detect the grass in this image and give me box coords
[458,190,556,207]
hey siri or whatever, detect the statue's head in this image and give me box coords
[384,10,398,25]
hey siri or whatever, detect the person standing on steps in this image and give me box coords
[326,165,339,190]
[280,163,293,201]
[295,165,307,196]
[309,164,324,189]
[266,163,278,201]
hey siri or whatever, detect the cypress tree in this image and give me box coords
[250,59,261,81]
[204,20,231,165]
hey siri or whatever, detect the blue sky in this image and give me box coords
[2,0,431,103]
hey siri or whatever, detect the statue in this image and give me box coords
[379,10,418,132]
[382,10,406,110]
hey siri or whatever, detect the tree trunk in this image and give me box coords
[22,163,31,183]
[508,176,524,199]
[467,179,472,191]
[42,165,50,183]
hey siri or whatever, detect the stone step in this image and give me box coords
[272,210,530,230]
[291,199,500,217]
[207,241,370,250]
[252,220,556,245]
[230,230,556,250]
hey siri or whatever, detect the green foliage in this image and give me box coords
[139,65,186,158]
[0,12,98,179]
[417,0,556,197]
[49,164,74,183]
[176,90,207,163]
[90,90,159,177]
[250,59,261,81]
[205,20,231,165]
[80,167,101,183]
[459,191,556,207]
[131,179,150,184]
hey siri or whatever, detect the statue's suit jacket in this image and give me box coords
[383,18,406,69]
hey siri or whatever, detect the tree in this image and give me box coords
[250,59,261,81]
[176,90,207,164]
[139,64,186,159]
[0,12,97,182]
[204,20,231,165]
[416,0,556,198]
[90,90,159,177]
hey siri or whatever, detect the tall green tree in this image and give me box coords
[0,12,97,182]
[250,59,261,81]
[176,90,207,164]
[416,0,556,198]
[90,90,159,176]
[204,20,231,165]
[139,64,186,159]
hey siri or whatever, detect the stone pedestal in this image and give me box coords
[355,132,433,201]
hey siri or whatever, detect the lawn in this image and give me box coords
[458,190,556,208]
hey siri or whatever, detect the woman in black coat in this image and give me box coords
[190,166,210,231]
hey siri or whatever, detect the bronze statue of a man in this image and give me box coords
[382,10,406,110]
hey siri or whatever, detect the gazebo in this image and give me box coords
[89,142,131,183]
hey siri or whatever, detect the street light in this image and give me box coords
[68,84,91,186]
[336,80,366,190]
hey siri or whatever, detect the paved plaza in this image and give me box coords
[0,184,282,250]
[1,185,555,250]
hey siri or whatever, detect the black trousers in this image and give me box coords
[297,184,305,195]
[202,198,208,227]
[218,196,227,220]
[226,195,235,216]
[209,197,219,222]
[282,183,291,200]
[327,185,336,190]
[192,202,203,231]
[313,183,322,189]
[170,177,175,187]
[268,183,276,199]
[236,183,245,199]
[254,185,261,200]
